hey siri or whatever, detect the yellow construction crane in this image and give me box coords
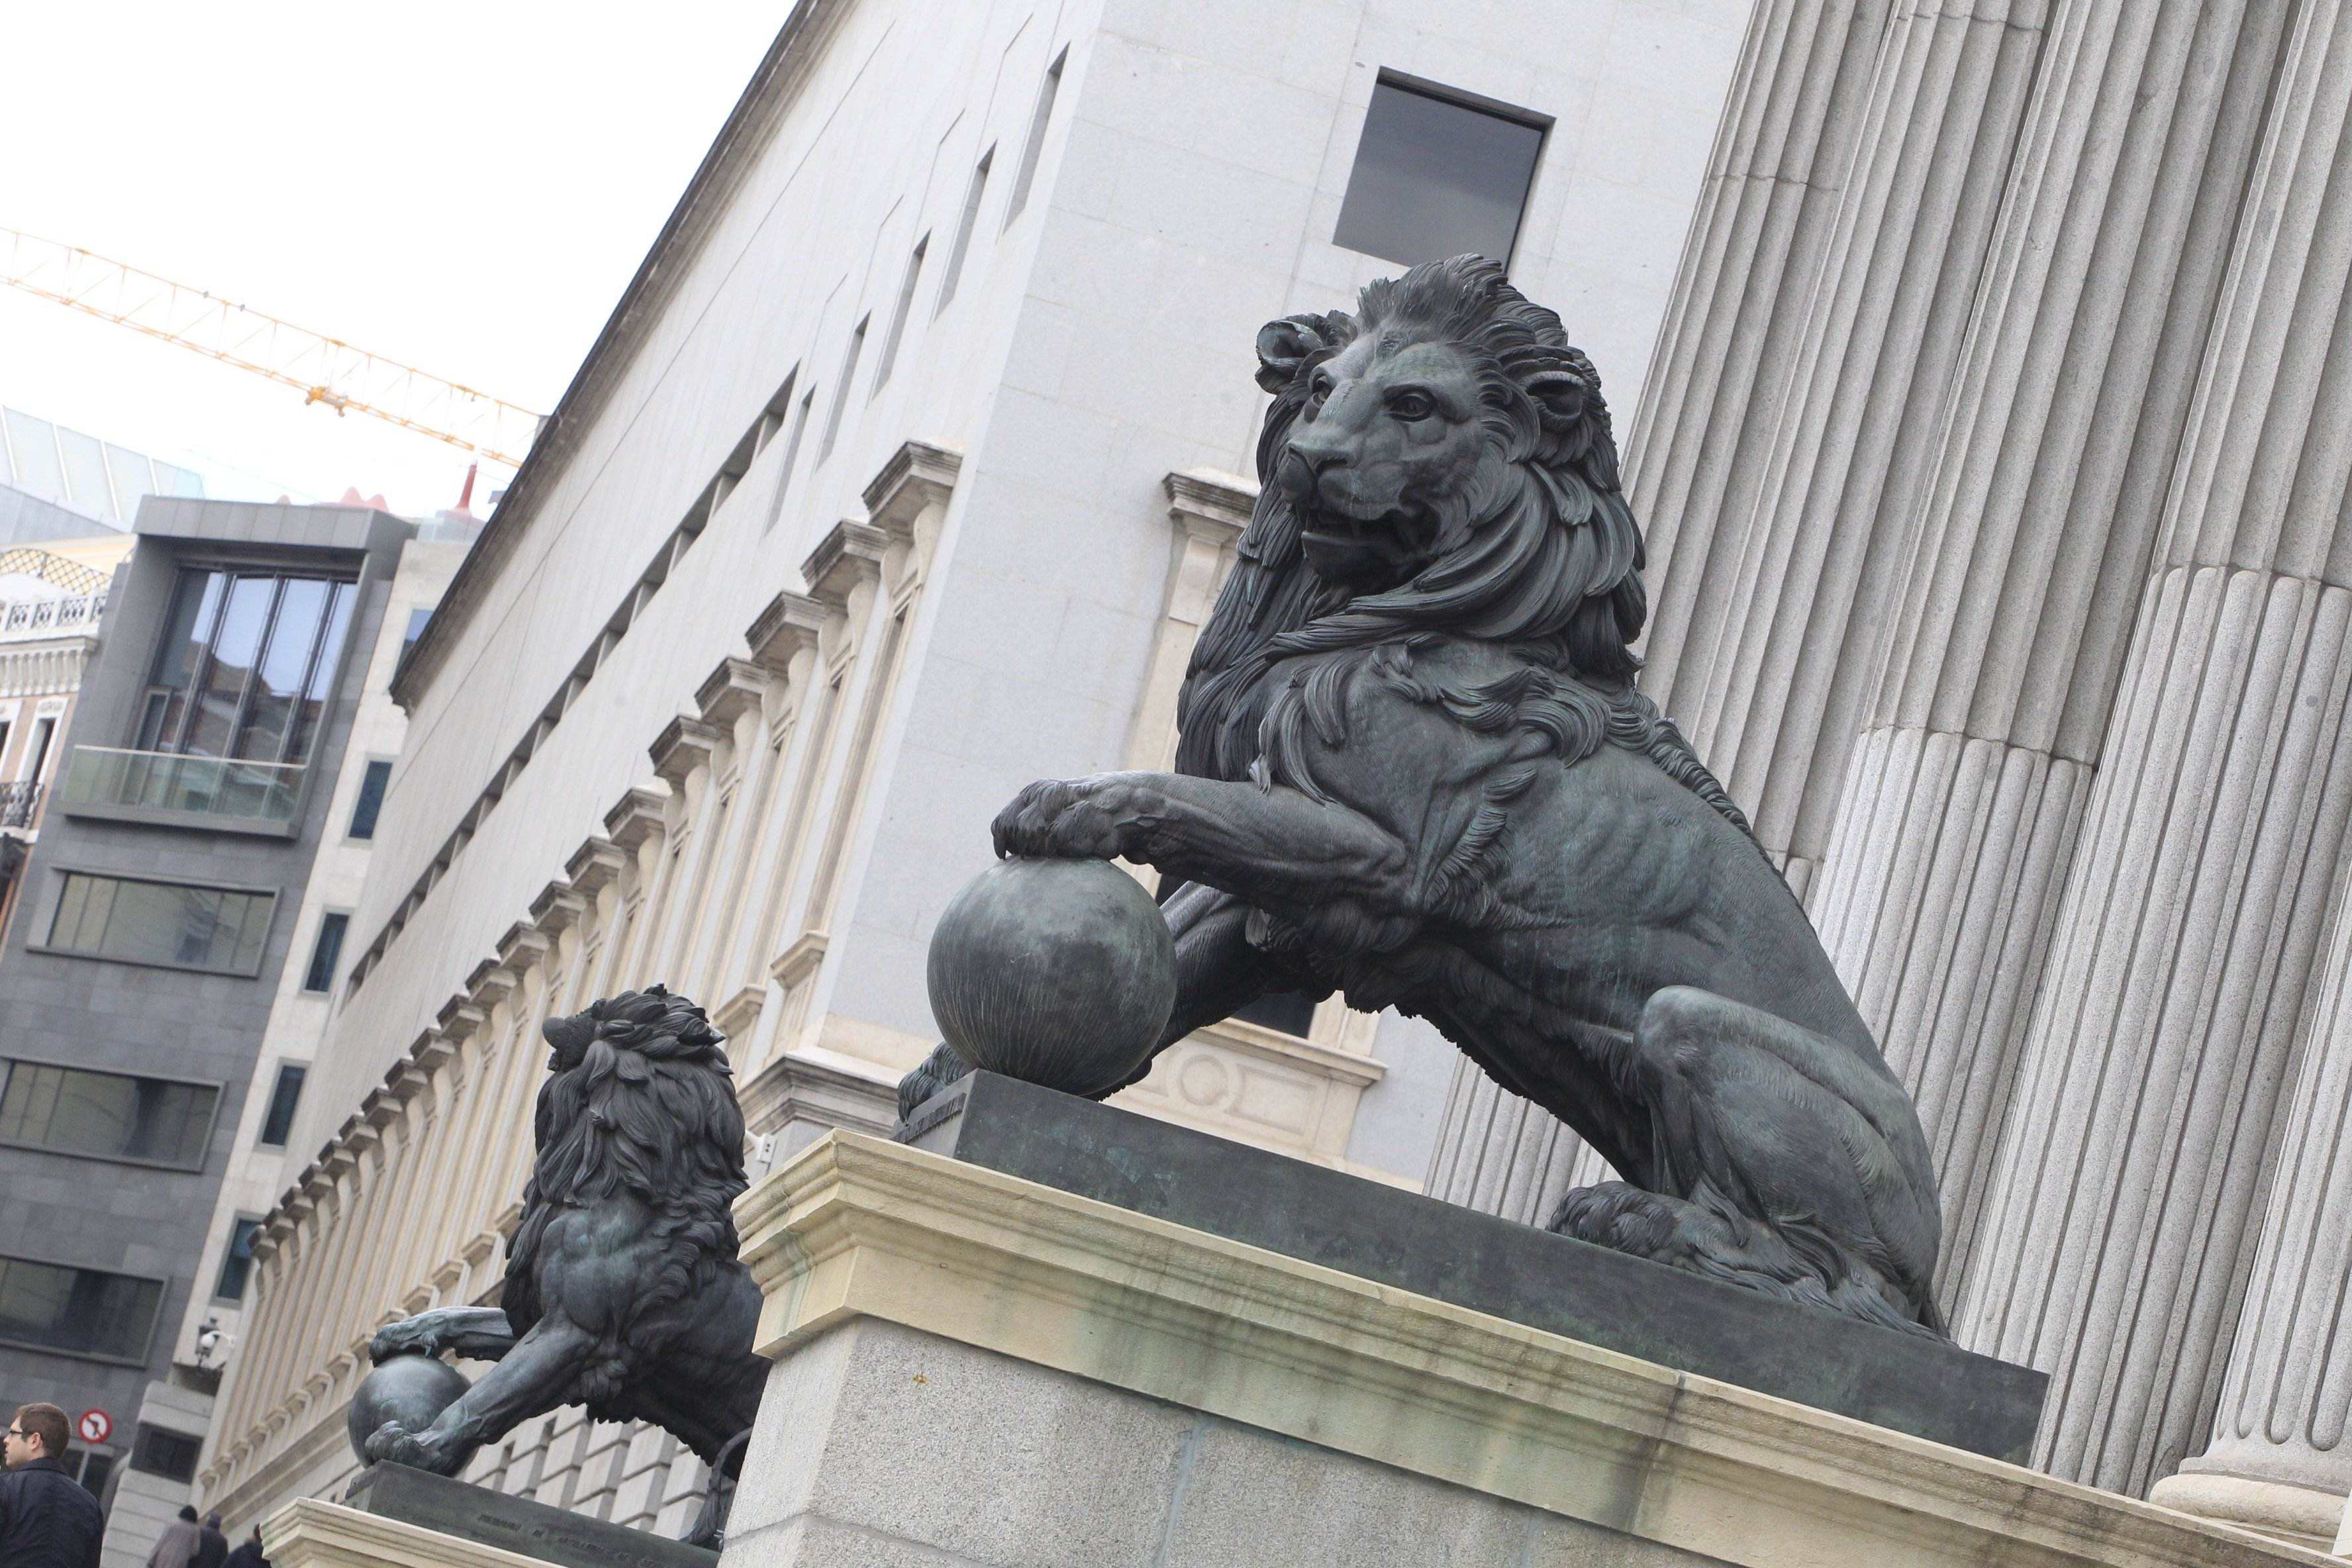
[0,226,544,471]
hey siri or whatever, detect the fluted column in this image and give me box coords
[1810,0,2291,1294]
[2150,864,2352,1550]
[1959,0,2352,1496]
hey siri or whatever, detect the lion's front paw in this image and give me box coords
[369,1317,442,1365]
[366,1420,462,1475]
[991,777,1126,860]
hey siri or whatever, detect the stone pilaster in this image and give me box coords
[1424,1065,1594,1226]
[1957,0,2352,1496]
[1809,0,2292,1295]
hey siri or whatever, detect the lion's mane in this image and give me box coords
[503,986,746,1369]
[1177,255,1753,846]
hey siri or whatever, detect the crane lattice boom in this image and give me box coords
[1,226,544,470]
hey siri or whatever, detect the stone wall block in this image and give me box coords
[1961,567,2352,1493]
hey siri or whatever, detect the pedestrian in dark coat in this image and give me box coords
[221,1524,268,1567]
[0,1402,103,1568]
[193,1510,230,1568]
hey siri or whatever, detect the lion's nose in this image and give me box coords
[1281,440,1348,502]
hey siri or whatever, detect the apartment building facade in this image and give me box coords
[197,0,1751,1537]
[0,497,414,1549]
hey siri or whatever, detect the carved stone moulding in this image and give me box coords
[801,520,889,607]
[861,438,963,541]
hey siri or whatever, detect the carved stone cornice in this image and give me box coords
[861,440,963,541]
[495,922,552,975]
[746,591,826,675]
[436,996,489,1044]
[528,881,588,936]
[359,1089,399,1132]
[603,787,668,851]
[696,656,769,730]
[1164,467,1255,546]
[405,1030,456,1075]
[650,714,724,786]
[801,520,889,607]
[464,957,518,1010]
[565,836,628,895]
[385,1062,434,1104]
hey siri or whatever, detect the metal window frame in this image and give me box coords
[0,1246,170,1367]
[0,1051,227,1173]
[28,864,279,978]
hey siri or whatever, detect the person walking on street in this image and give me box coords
[222,1524,268,1568]
[146,1503,203,1567]
[0,1402,104,1568]
[193,1510,230,1568]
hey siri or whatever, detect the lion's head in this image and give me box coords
[504,985,746,1330]
[1179,256,1645,783]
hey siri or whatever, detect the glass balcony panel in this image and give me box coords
[61,746,303,826]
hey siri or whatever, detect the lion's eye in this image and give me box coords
[1387,391,1434,420]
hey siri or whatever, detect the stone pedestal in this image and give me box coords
[256,1463,716,1568]
[719,1116,2330,1568]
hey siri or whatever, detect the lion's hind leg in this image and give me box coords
[1548,986,1943,1335]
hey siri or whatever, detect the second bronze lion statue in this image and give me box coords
[910,255,1946,1337]
[364,986,764,1542]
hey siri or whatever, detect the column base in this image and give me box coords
[2149,1472,2345,1554]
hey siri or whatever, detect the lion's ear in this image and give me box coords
[1523,366,1592,430]
[1256,313,1351,393]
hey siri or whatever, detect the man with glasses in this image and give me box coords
[0,1402,103,1567]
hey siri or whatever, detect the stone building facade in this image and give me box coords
[192,0,1751,1539]
[1428,0,2352,1551]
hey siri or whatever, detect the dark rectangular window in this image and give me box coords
[128,1423,199,1480]
[257,1063,306,1148]
[1004,48,1067,224]
[0,1059,219,1167]
[135,567,358,765]
[935,146,994,315]
[303,912,348,993]
[0,1255,162,1361]
[45,871,273,973]
[348,758,391,839]
[1334,76,1545,270]
[213,1217,262,1302]
[24,716,54,781]
[818,317,869,464]
[872,236,929,393]
[1232,991,1319,1038]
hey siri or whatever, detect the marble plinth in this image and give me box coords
[719,1128,2332,1568]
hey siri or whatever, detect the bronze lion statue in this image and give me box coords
[364,986,765,1541]
[919,256,1945,1336]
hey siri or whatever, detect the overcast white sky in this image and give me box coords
[1,3,791,517]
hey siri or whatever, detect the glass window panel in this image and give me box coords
[56,427,114,518]
[142,569,226,751]
[348,759,391,839]
[234,576,328,763]
[1333,80,1545,270]
[105,445,158,522]
[258,1063,305,1146]
[44,873,273,974]
[0,1256,161,1360]
[184,575,276,758]
[4,410,64,503]
[0,1062,216,1165]
[285,580,356,765]
[214,1218,260,1302]
[303,912,348,992]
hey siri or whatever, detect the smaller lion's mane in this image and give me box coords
[504,987,746,1349]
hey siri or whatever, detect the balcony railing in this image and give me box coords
[0,780,40,830]
[60,747,305,829]
[0,592,105,644]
